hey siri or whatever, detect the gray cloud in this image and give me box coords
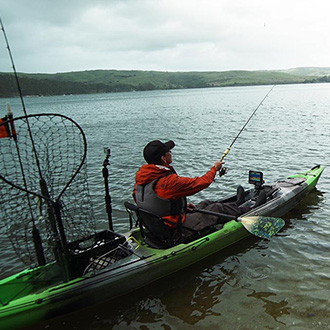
[1,0,329,73]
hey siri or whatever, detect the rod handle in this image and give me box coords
[220,147,230,162]
[218,147,230,177]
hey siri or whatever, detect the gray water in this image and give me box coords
[1,84,330,329]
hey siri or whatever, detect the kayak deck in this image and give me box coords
[240,165,324,218]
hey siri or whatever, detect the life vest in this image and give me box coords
[135,175,187,218]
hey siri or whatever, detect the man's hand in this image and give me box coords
[187,202,196,212]
[213,161,224,171]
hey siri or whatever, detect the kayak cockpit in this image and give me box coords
[124,201,220,249]
[123,169,314,250]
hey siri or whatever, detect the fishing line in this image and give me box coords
[0,17,65,267]
[218,85,275,176]
[0,17,49,265]
[0,17,45,179]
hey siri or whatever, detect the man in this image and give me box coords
[133,140,260,232]
[133,140,266,230]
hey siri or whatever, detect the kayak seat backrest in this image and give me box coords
[124,201,176,249]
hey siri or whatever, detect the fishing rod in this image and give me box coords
[0,17,68,274]
[218,85,275,176]
[0,17,48,266]
[0,17,42,172]
[7,104,46,265]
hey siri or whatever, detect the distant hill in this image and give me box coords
[279,67,330,76]
[1,67,330,97]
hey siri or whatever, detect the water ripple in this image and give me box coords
[1,84,330,329]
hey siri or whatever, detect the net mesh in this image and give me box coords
[0,113,96,268]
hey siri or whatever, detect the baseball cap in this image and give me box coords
[143,140,175,164]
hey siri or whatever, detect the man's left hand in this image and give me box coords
[187,202,196,212]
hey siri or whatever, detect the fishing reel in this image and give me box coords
[219,167,227,177]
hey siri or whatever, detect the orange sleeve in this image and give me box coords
[154,167,217,199]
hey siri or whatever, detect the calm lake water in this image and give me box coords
[1,83,330,329]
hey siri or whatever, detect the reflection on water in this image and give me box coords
[247,290,291,324]
[285,189,325,220]
[3,84,330,329]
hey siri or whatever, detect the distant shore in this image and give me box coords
[1,67,330,97]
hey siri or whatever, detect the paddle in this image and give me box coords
[193,207,285,239]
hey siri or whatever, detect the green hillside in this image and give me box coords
[280,67,330,76]
[1,67,330,97]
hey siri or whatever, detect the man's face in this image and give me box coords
[164,150,172,165]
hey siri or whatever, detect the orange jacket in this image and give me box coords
[133,164,217,227]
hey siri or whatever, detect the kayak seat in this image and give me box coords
[124,201,182,249]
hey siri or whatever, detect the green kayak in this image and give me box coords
[0,165,324,329]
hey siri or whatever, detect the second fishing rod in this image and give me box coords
[218,85,275,176]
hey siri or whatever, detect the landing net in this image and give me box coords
[0,113,95,268]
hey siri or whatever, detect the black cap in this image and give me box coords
[143,140,175,164]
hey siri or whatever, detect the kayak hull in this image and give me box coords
[0,165,324,329]
[0,222,247,330]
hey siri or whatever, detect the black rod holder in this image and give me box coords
[103,147,113,231]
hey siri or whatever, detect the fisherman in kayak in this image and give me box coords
[133,140,266,232]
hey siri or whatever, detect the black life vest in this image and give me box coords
[135,173,187,217]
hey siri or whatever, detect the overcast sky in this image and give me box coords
[0,0,329,73]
